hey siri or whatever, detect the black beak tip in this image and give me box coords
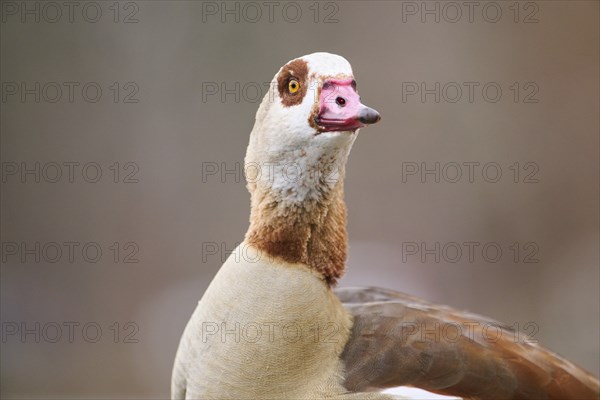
[358,107,381,125]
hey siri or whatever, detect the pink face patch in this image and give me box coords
[315,79,380,133]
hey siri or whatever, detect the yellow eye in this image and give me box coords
[288,79,300,93]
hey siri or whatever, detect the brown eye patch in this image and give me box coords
[277,58,309,107]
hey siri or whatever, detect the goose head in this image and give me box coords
[245,52,380,203]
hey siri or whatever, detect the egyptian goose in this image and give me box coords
[172,52,600,399]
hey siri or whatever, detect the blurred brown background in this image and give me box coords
[1,1,598,398]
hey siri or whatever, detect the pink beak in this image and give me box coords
[314,79,381,133]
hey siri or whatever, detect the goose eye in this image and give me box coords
[288,80,300,93]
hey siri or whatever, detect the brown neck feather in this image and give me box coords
[244,181,347,286]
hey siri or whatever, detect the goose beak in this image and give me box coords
[357,106,381,125]
[314,78,381,133]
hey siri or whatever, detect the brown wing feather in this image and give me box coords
[335,287,600,400]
